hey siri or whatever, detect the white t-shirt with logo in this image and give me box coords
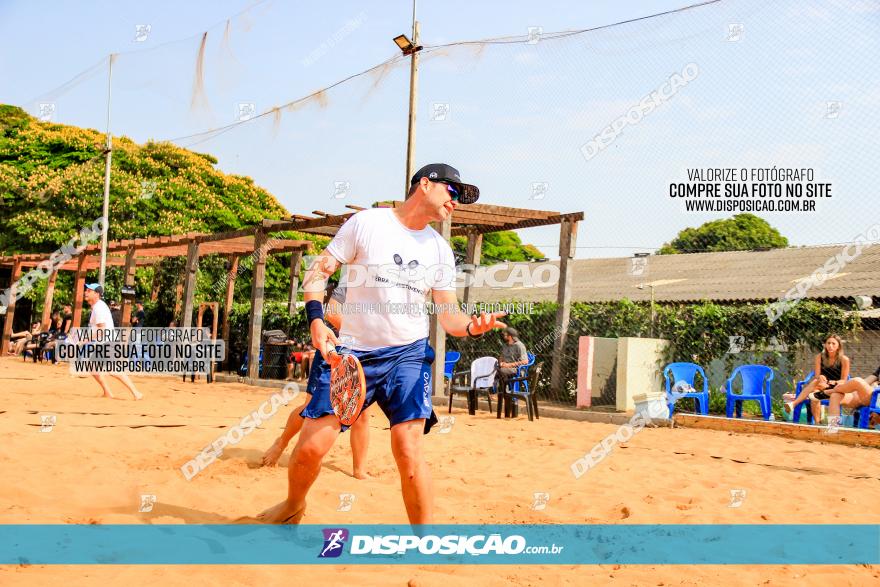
[325,208,456,351]
[88,299,114,329]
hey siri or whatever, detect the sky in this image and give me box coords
[1,0,878,260]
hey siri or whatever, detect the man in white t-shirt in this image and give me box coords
[83,283,143,400]
[258,163,506,525]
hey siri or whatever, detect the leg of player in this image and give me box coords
[112,373,143,400]
[262,394,311,467]
[257,414,341,523]
[350,405,371,479]
[92,373,115,399]
[390,418,434,525]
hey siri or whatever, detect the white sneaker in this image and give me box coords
[824,416,841,435]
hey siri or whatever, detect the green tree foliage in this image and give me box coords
[658,213,789,254]
[450,231,544,264]
[0,104,330,312]
[0,104,304,251]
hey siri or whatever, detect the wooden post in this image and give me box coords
[41,270,59,329]
[180,240,200,329]
[173,265,185,321]
[71,255,88,329]
[149,263,161,302]
[0,258,23,355]
[120,245,136,327]
[288,250,303,315]
[247,231,268,379]
[462,231,482,306]
[550,218,579,393]
[429,218,452,396]
[222,256,239,371]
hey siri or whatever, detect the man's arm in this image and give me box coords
[302,251,341,359]
[433,289,506,337]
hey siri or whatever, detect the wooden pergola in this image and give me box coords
[0,229,312,376]
[1,202,583,392]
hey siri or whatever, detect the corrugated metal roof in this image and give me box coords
[457,244,880,303]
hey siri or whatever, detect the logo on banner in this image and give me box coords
[319,528,349,558]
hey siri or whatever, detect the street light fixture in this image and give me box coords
[393,34,421,55]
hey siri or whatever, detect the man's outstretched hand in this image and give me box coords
[468,311,507,336]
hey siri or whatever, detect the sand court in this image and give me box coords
[1,356,878,585]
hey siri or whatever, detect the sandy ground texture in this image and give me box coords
[0,357,878,586]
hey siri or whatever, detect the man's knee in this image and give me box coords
[391,426,423,465]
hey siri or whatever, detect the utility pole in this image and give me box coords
[98,54,115,286]
[404,1,420,198]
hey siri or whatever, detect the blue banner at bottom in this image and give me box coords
[0,525,877,565]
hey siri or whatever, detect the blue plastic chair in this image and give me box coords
[854,387,880,429]
[663,362,710,416]
[793,371,852,425]
[444,351,461,380]
[509,353,536,393]
[501,353,536,418]
[725,365,774,420]
[238,347,264,377]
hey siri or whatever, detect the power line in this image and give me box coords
[421,0,722,52]
[168,53,406,147]
[20,0,724,148]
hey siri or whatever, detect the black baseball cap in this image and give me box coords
[410,163,480,205]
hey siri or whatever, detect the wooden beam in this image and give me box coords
[41,270,59,330]
[462,231,482,306]
[247,231,268,379]
[674,413,880,449]
[0,258,23,355]
[120,246,136,327]
[180,241,200,329]
[449,212,585,237]
[262,213,354,234]
[550,219,579,393]
[288,250,303,316]
[222,256,239,371]
[71,255,88,330]
[429,218,452,397]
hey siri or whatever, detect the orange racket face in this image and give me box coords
[330,353,366,426]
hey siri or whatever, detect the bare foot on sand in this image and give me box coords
[131,390,144,401]
[353,469,371,480]
[102,392,115,399]
[256,500,306,524]
[262,437,287,467]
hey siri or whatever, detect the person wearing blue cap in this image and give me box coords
[83,283,143,400]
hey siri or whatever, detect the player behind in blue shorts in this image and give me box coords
[261,284,374,479]
[258,163,506,524]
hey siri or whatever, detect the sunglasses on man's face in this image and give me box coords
[436,180,461,201]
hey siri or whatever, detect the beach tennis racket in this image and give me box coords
[327,346,366,426]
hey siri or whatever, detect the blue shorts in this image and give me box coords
[301,338,438,433]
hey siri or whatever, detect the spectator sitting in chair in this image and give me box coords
[494,327,529,396]
[822,362,880,433]
[10,322,42,356]
[40,311,64,362]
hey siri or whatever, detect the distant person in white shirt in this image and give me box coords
[83,283,143,400]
